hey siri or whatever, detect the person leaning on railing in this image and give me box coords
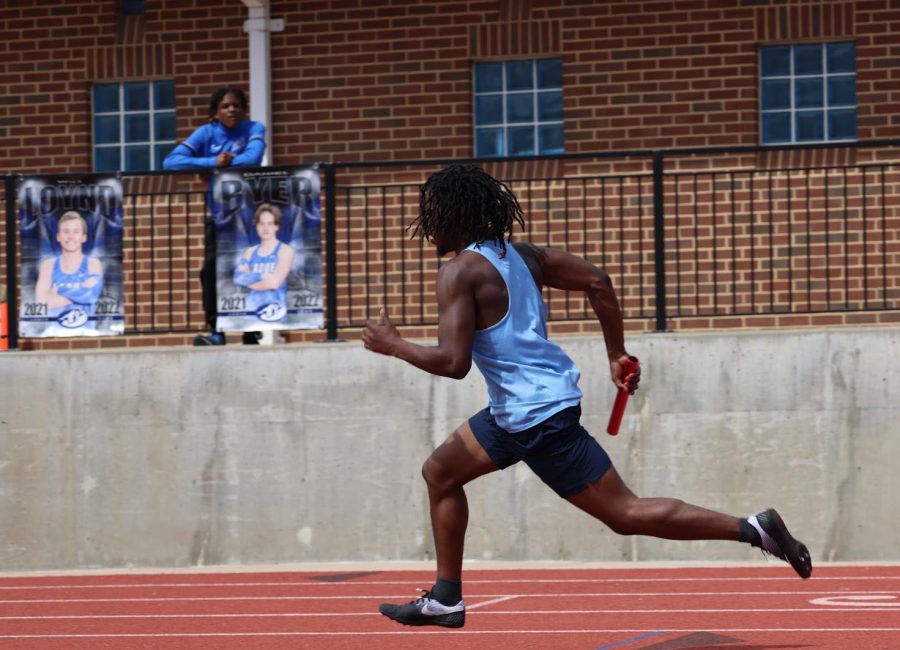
[163,86,266,346]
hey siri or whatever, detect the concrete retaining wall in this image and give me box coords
[1,327,897,571]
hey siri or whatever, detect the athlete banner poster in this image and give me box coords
[210,166,323,332]
[17,175,125,337]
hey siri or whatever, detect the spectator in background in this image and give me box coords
[164,86,266,346]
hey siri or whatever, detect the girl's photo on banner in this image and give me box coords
[17,175,125,337]
[210,166,323,332]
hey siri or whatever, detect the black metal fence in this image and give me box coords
[2,141,899,349]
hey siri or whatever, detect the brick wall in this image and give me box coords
[1,0,899,350]
[3,0,900,169]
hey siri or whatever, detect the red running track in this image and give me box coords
[0,564,898,649]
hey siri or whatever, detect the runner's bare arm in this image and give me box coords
[363,261,475,379]
[515,243,637,390]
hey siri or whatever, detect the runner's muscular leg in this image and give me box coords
[567,466,741,541]
[422,421,499,581]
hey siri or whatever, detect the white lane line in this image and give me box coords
[811,595,900,607]
[2,607,900,620]
[467,595,518,610]
[1,590,897,604]
[2,575,898,590]
[1,628,899,639]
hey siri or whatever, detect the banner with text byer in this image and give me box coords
[211,166,323,332]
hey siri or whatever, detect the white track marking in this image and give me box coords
[2,606,900,621]
[1,629,900,639]
[467,595,518,610]
[1,575,899,590]
[2,590,898,604]
[811,595,900,607]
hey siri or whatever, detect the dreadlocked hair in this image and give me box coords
[410,164,524,252]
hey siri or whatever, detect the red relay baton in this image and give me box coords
[606,356,640,436]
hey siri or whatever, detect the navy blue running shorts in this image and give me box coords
[468,404,612,498]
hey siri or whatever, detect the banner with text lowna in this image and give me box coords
[17,175,125,338]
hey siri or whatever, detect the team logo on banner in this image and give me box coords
[210,166,323,332]
[17,175,125,337]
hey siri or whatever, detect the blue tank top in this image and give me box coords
[50,254,95,317]
[246,242,287,312]
[466,240,582,432]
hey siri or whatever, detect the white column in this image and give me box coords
[241,0,283,166]
[242,1,284,344]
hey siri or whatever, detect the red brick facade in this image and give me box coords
[1,0,898,349]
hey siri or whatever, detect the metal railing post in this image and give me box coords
[4,175,18,349]
[652,151,667,331]
[324,163,338,340]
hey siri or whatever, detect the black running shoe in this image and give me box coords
[747,508,813,579]
[241,331,261,345]
[379,590,466,628]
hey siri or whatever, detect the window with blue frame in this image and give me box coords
[759,42,857,145]
[473,58,564,158]
[93,81,176,172]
